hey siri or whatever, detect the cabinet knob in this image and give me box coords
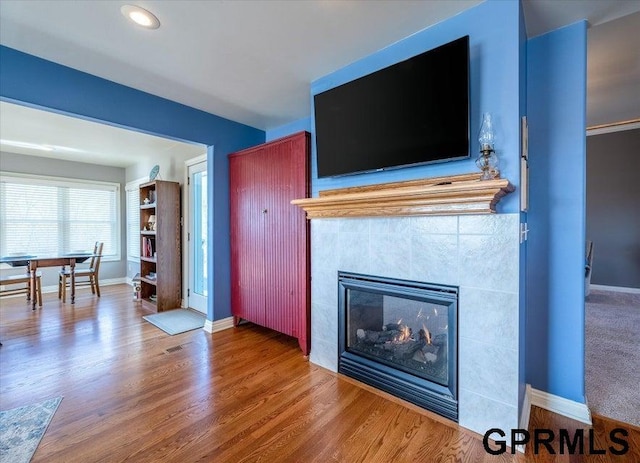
[262,209,268,214]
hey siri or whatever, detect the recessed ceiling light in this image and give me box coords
[121,5,160,30]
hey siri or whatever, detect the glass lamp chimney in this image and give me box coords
[476,113,500,180]
[478,112,495,153]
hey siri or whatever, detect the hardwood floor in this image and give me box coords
[1,284,638,462]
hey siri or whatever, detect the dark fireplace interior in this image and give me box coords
[338,272,458,421]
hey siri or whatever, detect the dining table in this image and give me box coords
[0,252,96,309]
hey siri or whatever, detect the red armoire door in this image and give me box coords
[229,147,267,327]
[229,131,310,354]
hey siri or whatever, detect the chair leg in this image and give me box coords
[90,276,96,295]
[36,276,42,309]
[61,274,67,303]
[94,276,101,297]
[58,274,62,299]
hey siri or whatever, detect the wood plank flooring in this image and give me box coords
[1,284,637,462]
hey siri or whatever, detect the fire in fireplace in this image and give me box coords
[338,272,458,421]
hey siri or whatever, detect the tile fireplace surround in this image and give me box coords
[301,176,521,436]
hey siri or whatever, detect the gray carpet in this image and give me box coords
[143,308,206,335]
[0,396,63,463]
[585,289,640,426]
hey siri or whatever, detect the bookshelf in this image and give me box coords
[139,180,181,312]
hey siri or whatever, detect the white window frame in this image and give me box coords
[125,176,147,263]
[0,171,121,261]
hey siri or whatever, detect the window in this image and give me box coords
[0,173,120,260]
[125,178,146,262]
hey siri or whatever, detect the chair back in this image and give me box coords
[87,241,100,268]
[92,242,104,275]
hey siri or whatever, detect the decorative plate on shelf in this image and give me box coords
[149,164,160,181]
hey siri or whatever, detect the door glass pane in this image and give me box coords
[193,170,208,296]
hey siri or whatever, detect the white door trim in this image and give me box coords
[184,154,208,313]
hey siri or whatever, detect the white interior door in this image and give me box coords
[188,160,208,313]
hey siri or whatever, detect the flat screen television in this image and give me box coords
[314,35,470,178]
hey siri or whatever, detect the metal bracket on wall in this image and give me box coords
[520,222,530,243]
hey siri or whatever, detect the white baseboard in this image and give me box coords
[516,384,531,453]
[529,386,592,425]
[515,384,533,453]
[591,284,640,294]
[520,384,532,429]
[203,316,234,333]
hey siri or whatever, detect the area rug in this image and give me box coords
[143,309,206,335]
[0,396,63,463]
[585,289,640,427]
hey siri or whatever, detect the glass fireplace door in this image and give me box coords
[338,272,459,421]
[346,290,450,386]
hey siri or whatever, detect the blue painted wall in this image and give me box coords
[526,21,587,403]
[268,1,590,408]
[272,0,535,416]
[308,0,522,213]
[0,45,265,323]
[266,117,312,142]
[518,0,529,418]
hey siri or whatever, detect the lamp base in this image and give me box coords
[476,150,500,181]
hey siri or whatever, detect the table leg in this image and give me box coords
[71,258,76,304]
[26,270,31,302]
[30,262,37,310]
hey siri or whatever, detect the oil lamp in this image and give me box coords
[476,112,500,180]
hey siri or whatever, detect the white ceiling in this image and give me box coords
[1,0,639,168]
[0,101,205,167]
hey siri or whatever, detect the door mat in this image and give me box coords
[143,309,206,335]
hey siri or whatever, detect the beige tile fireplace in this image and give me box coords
[294,174,522,435]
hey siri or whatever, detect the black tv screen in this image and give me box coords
[314,35,470,178]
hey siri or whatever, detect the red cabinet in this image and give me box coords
[229,131,310,354]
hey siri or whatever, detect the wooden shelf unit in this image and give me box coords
[139,180,181,312]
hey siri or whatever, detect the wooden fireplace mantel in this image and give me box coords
[291,173,515,219]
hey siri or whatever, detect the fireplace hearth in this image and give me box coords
[338,272,458,421]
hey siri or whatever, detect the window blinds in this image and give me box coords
[0,173,120,259]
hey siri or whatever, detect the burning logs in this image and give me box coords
[352,322,448,382]
[352,321,448,382]
[413,343,440,363]
[356,323,435,360]
[380,339,424,360]
[356,327,406,344]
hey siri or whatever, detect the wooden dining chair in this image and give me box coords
[585,240,594,297]
[58,242,104,303]
[0,271,43,308]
